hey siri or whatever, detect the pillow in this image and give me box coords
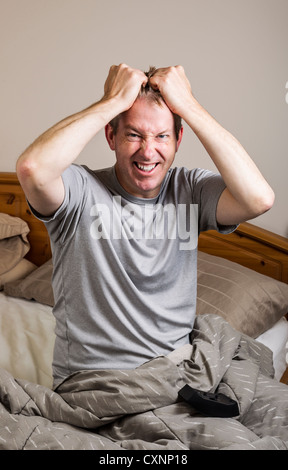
[196,251,288,338]
[0,213,30,274]
[0,258,36,290]
[4,250,288,338]
[0,213,30,240]
[4,259,54,306]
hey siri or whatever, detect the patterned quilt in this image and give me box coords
[0,314,287,450]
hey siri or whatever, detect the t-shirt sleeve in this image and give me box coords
[187,168,238,234]
[28,164,88,244]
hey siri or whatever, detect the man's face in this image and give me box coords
[105,97,183,198]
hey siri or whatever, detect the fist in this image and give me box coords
[103,64,148,112]
[148,65,194,117]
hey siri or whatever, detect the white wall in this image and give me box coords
[1,0,287,236]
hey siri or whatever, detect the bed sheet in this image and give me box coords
[0,292,287,387]
[1,313,287,450]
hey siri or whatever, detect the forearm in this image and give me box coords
[183,99,275,218]
[17,98,119,186]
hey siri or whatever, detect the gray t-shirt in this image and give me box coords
[35,164,234,387]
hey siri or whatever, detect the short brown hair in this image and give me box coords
[109,66,182,139]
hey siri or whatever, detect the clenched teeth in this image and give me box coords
[135,162,158,172]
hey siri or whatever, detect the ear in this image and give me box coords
[176,126,184,152]
[105,124,116,151]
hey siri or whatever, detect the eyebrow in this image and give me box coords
[124,125,141,133]
[124,125,170,135]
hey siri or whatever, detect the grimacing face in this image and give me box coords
[105,97,183,199]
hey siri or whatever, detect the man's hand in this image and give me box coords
[102,63,148,114]
[148,65,195,118]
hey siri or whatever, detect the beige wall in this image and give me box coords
[1,0,287,236]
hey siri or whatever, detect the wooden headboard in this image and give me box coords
[1,171,288,284]
[198,221,288,284]
[0,172,51,266]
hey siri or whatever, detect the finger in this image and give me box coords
[148,72,162,90]
[148,66,172,89]
[141,74,149,88]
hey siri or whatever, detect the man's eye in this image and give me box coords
[127,133,141,140]
[157,134,169,140]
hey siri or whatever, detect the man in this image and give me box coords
[16,64,274,388]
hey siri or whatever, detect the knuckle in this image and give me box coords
[172,65,184,75]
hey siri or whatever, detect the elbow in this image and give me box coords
[253,188,275,217]
[260,187,275,214]
[16,153,47,197]
[16,153,39,186]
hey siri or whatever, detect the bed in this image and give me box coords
[0,171,288,451]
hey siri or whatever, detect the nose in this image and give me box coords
[141,137,155,159]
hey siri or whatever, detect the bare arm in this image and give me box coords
[16,64,148,216]
[149,66,275,225]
